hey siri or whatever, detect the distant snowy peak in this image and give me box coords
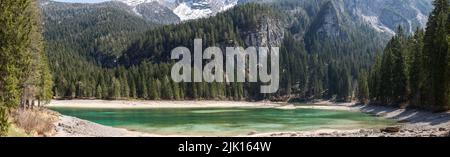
[114,0,157,7]
[174,2,212,21]
[114,0,239,22]
[173,0,239,21]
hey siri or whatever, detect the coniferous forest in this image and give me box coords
[45,1,386,102]
[0,0,53,135]
[362,0,449,111]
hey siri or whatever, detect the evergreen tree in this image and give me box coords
[69,83,76,98]
[161,76,174,100]
[1,0,51,135]
[36,26,53,106]
[173,82,181,100]
[369,53,382,102]
[357,71,370,104]
[110,78,121,99]
[409,29,425,106]
[96,85,103,99]
[142,83,149,99]
[150,79,160,100]
[337,69,351,102]
[130,78,137,99]
[380,48,394,103]
[390,27,409,103]
[423,0,449,110]
[121,77,130,98]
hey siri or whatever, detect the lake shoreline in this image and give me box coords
[48,100,450,137]
[47,100,285,109]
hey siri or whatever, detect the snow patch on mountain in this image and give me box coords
[222,1,238,10]
[360,14,396,35]
[173,0,238,21]
[132,7,142,16]
[412,6,429,27]
[115,0,156,6]
[173,2,213,21]
[112,0,239,22]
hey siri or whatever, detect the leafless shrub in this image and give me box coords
[11,109,57,136]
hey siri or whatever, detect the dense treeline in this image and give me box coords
[360,0,450,111]
[0,0,53,135]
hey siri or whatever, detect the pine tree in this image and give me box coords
[150,79,160,100]
[110,78,121,99]
[69,83,76,98]
[327,63,339,99]
[121,77,130,98]
[357,71,370,104]
[101,82,108,99]
[96,85,103,99]
[36,30,53,106]
[423,0,449,110]
[161,76,174,100]
[380,48,394,103]
[337,69,351,102]
[390,27,409,103]
[1,0,50,135]
[130,78,137,99]
[369,53,382,102]
[409,29,425,106]
[173,82,181,100]
[142,83,148,99]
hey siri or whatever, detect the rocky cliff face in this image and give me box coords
[250,0,432,36]
[308,1,348,41]
[343,0,433,35]
[241,16,284,48]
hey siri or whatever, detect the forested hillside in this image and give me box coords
[41,0,156,66]
[359,0,449,111]
[47,1,389,101]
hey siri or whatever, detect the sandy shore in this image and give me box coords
[47,100,284,109]
[48,100,450,137]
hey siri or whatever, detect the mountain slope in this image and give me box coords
[41,0,155,68]
[345,0,433,35]
[135,2,180,24]
[107,0,240,22]
[256,0,433,35]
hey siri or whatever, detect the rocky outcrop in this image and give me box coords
[344,0,433,35]
[307,1,349,41]
[240,15,285,48]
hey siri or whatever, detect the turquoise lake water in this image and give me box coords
[51,107,395,136]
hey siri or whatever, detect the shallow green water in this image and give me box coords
[51,107,395,136]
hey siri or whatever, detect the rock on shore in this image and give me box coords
[53,115,154,137]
